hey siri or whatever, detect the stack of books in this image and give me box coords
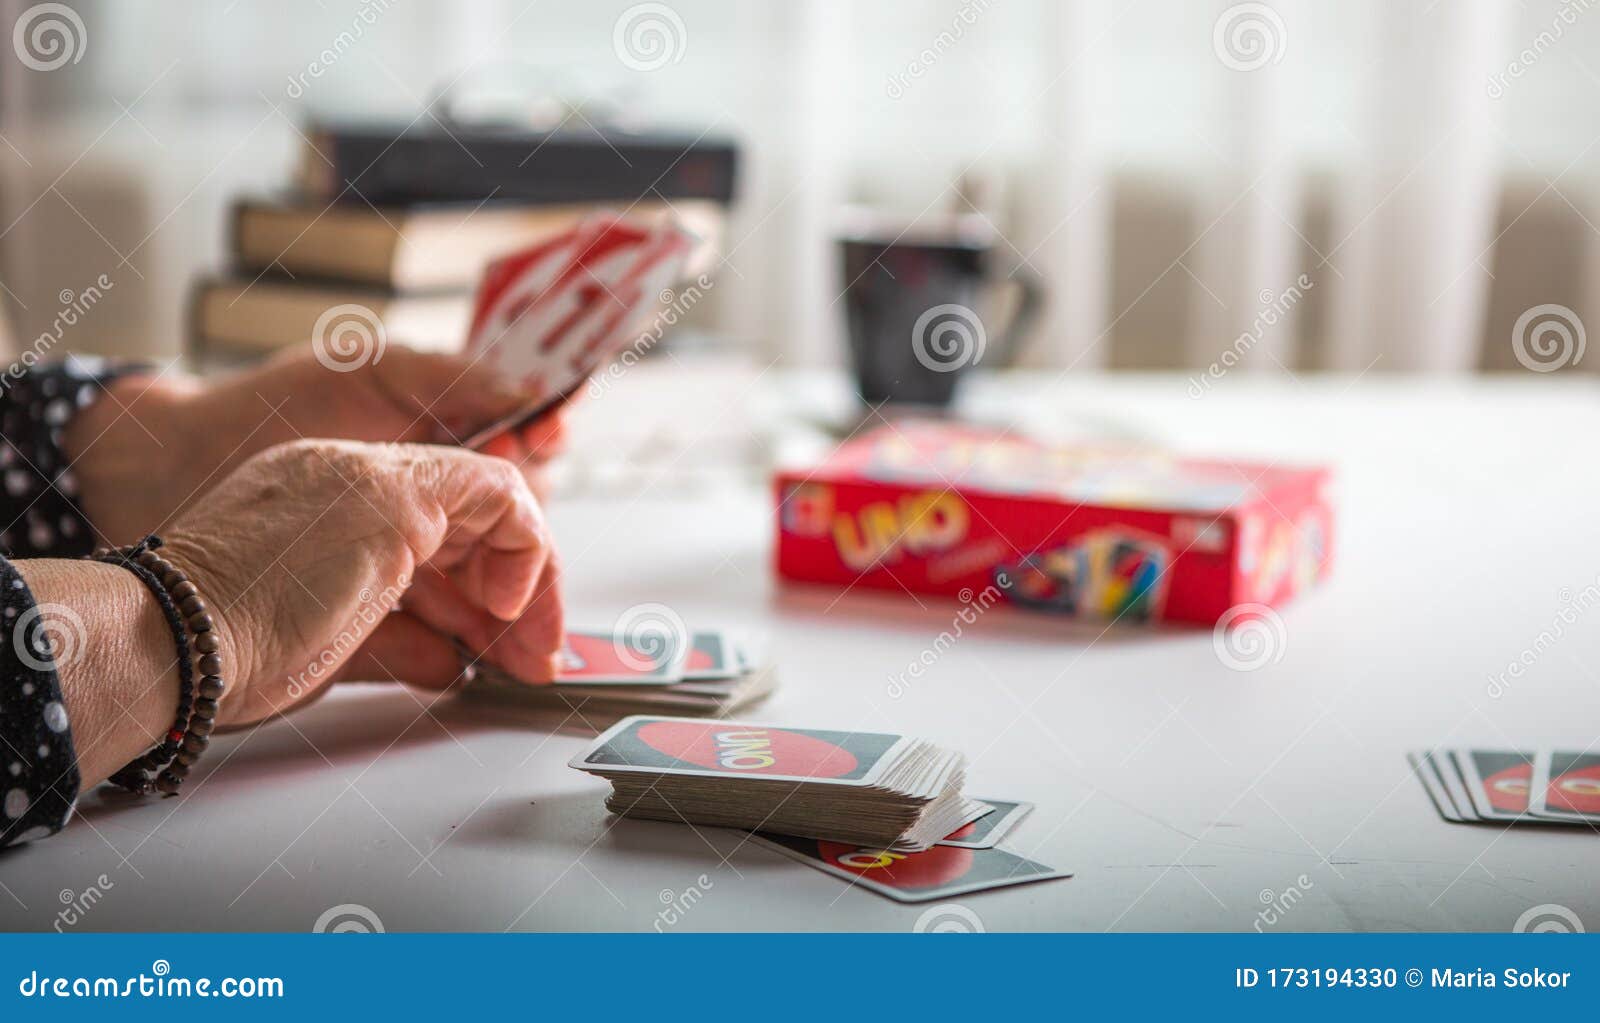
[190,120,737,362]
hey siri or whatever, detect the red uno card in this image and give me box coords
[1532,750,1600,821]
[461,213,694,449]
[571,716,908,784]
[750,831,1069,903]
[683,631,742,681]
[1451,749,1533,820]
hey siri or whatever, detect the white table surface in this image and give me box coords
[4,367,1599,933]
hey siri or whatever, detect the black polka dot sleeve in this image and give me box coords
[0,555,80,847]
[0,357,146,848]
[0,355,141,558]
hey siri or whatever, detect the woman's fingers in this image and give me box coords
[401,557,564,685]
[365,346,540,442]
[336,613,467,691]
[409,448,552,621]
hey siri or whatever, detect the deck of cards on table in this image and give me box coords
[569,717,1070,901]
[571,717,971,849]
[1408,749,1600,826]
[468,628,776,722]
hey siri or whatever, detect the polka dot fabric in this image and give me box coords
[0,354,136,559]
[0,357,142,848]
[0,555,80,847]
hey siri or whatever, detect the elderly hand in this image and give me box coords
[64,344,567,547]
[158,438,564,728]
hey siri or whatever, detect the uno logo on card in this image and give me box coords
[1484,763,1531,812]
[832,491,969,572]
[1552,764,1600,814]
[819,841,973,889]
[636,722,859,777]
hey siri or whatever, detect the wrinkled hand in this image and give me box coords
[67,344,568,546]
[159,439,563,728]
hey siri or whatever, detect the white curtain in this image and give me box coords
[0,0,1593,375]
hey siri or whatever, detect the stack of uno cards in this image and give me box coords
[573,716,983,852]
[460,211,695,449]
[469,627,775,722]
[1408,748,1600,826]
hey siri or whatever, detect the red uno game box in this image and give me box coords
[773,422,1333,627]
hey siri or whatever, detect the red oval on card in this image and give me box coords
[817,841,973,889]
[1484,762,1531,812]
[685,648,714,671]
[636,721,858,778]
[1551,764,1600,814]
[564,633,649,677]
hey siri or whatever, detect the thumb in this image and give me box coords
[368,346,537,442]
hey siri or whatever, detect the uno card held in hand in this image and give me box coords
[461,212,694,447]
[750,831,1069,904]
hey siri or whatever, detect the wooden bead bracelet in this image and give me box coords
[93,535,225,796]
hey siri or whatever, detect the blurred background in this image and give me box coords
[0,0,1597,377]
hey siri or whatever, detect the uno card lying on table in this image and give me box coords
[1408,748,1600,828]
[1451,748,1534,821]
[749,831,1069,903]
[1406,751,1468,823]
[554,629,689,686]
[937,798,1033,849]
[1531,750,1600,823]
[573,716,906,782]
[461,212,695,449]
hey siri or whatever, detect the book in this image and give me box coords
[229,198,726,291]
[190,277,470,356]
[297,121,739,207]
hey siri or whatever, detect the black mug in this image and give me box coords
[839,223,1043,408]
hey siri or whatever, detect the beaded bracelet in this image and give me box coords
[93,535,226,796]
